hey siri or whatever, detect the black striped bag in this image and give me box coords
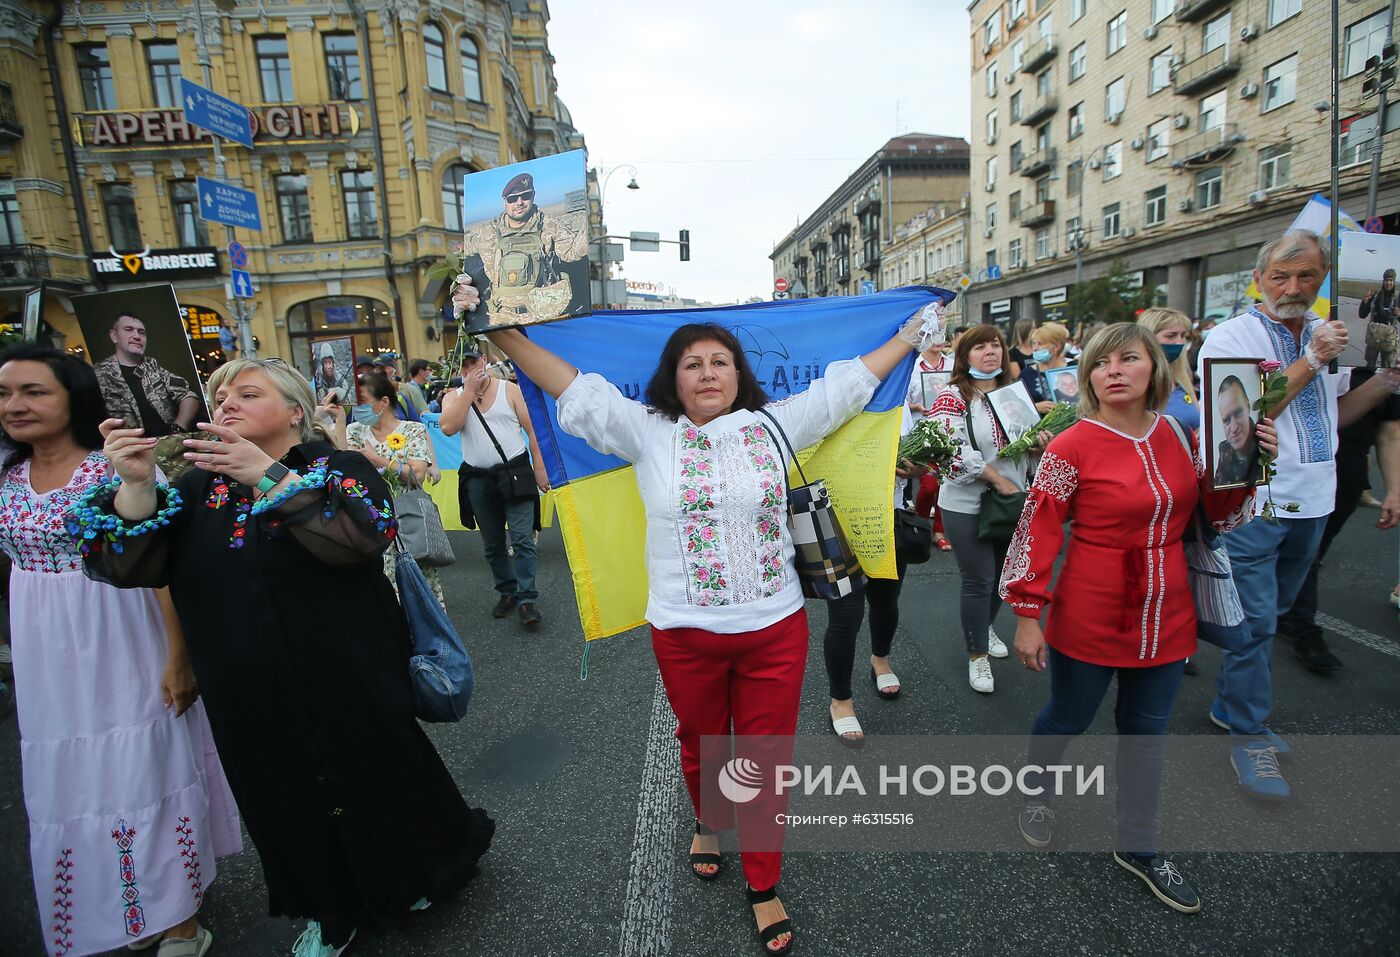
[758,409,867,600]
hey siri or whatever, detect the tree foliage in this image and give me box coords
[1066,259,1159,333]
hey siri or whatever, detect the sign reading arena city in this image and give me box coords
[91,246,221,284]
[73,103,362,149]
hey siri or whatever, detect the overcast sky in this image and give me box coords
[547,0,972,306]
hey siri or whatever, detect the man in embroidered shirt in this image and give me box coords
[1198,230,1400,801]
[92,312,201,436]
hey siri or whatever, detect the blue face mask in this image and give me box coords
[1161,343,1185,361]
[1032,348,1053,363]
[351,403,376,425]
[969,367,1003,381]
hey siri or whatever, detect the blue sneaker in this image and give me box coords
[1230,742,1291,801]
[1208,700,1291,754]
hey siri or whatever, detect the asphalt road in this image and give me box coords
[3,489,1399,957]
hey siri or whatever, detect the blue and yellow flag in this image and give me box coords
[516,287,949,640]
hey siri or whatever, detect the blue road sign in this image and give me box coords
[860,280,876,295]
[227,241,248,269]
[987,264,1003,280]
[180,78,254,148]
[231,269,254,299]
[197,176,261,230]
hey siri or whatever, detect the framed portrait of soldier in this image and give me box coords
[310,336,355,405]
[1043,365,1080,404]
[73,283,210,436]
[22,283,44,343]
[1337,231,1400,369]
[920,370,952,408]
[454,149,594,333]
[1203,358,1267,491]
[986,381,1041,442]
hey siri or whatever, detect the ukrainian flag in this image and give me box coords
[516,287,950,640]
[1243,194,1363,319]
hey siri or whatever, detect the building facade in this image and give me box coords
[965,0,1399,328]
[880,200,972,327]
[0,0,591,377]
[770,133,971,300]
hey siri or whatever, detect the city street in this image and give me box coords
[3,488,1399,957]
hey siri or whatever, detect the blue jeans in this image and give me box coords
[1027,647,1186,856]
[465,476,539,603]
[1216,516,1327,735]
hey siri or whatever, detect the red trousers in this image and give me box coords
[650,608,808,891]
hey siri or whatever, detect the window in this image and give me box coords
[1011,90,1023,122]
[341,170,379,239]
[1103,140,1123,179]
[1010,140,1025,170]
[934,247,944,270]
[1269,0,1301,28]
[1011,38,1025,73]
[1009,238,1024,267]
[1145,186,1167,226]
[1341,119,1375,166]
[1067,162,1083,197]
[1065,215,1082,248]
[986,202,998,229]
[1010,0,1027,23]
[1039,14,1053,41]
[0,178,23,246]
[1147,117,1171,161]
[1068,101,1084,139]
[324,34,362,101]
[1035,123,1051,151]
[170,180,207,246]
[1070,42,1087,81]
[276,174,312,242]
[1107,11,1127,56]
[1105,76,1125,120]
[986,109,999,144]
[256,37,294,102]
[1195,166,1222,209]
[101,183,141,249]
[1152,0,1173,25]
[1071,0,1086,24]
[986,156,998,186]
[1036,69,1052,98]
[423,21,449,93]
[460,34,483,101]
[1149,48,1173,95]
[987,249,999,270]
[1035,227,1052,260]
[986,61,999,96]
[1263,55,1297,112]
[1345,10,1391,77]
[1199,89,1227,131]
[1203,12,1232,54]
[984,10,1002,50]
[441,163,469,231]
[1102,202,1121,239]
[1033,175,1050,203]
[1259,143,1292,191]
[146,41,182,109]
[1010,190,1022,219]
[956,238,963,263]
[76,44,114,110]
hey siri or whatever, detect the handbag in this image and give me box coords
[965,405,1026,542]
[893,479,932,565]
[393,469,456,568]
[471,402,538,502]
[395,545,475,722]
[758,409,867,600]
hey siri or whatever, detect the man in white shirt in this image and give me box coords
[1198,229,1400,801]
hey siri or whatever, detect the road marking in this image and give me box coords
[618,671,680,957]
[1318,613,1400,660]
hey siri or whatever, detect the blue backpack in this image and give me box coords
[395,547,474,722]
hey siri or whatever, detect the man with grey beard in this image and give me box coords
[1197,229,1400,801]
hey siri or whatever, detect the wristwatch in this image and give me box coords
[256,461,290,495]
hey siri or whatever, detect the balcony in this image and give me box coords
[860,244,881,271]
[1021,33,1057,74]
[1018,200,1056,228]
[1020,91,1057,126]
[1021,146,1056,177]
[1175,0,1232,23]
[1169,122,1244,167]
[834,258,851,283]
[855,188,880,214]
[0,244,51,283]
[1172,45,1241,96]
[0,85,20,141]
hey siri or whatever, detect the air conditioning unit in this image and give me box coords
[1248,190,1269,204]
[1177,198,1194,212]
[1240,24,1260,41]
[983,226,995,237]
[1173,114,1190,130]
[1144,24,1159,40]
[1130,136,1145,150]
[1121,227,1136,238]
[1106,111,1123,126]
[985,182,996,192]
[1088,157,1103,169]
[1241,81,1259,99]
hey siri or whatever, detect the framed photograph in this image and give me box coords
[987,380,1041,442]
[73,283,210,436]
[454,149,593,333]
[920,369,952,408]
[310,335,356,406]
[22,283,44,343]
[1203,357,1268,491]
[1337,231,1400,369]
[1043,365,1080,404]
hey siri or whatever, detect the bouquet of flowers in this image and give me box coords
[897,417,960,473]
[1255,359,1299,522]
[998,402,1079,461]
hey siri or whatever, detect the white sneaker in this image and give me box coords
[968,656,994,693]
[987,628,1008,658]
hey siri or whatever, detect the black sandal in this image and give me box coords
[746,884,794,954]
[689,820,721,880]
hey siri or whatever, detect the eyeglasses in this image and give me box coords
[504,191,535,204]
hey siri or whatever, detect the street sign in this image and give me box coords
[231,269,254,298]
[957,274,972,290]
[987,264,1003,280]
[774,276,790,293]
[197,176,261,230]
[629,231,661,252]
[773,290,789,300]
[180,78,254,149]
[860,280,876,295]
[789,279,807,295]
[227,241,248,269]
[1365,216,1385,234]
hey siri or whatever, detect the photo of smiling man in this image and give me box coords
[1204,363,1266,490]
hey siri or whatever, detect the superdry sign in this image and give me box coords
[92,246,221,283]
[73,103,361,149]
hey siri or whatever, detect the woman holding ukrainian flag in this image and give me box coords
[456,275,941,955]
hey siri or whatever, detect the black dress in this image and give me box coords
[75,441,493,928]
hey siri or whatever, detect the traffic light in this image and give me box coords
[1363,42,1397,98]
[678,228,691,262]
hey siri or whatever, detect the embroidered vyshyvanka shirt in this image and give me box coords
[556,359,879,633]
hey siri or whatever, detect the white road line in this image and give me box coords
[618,671,681,957]
[1318,613,1400,660]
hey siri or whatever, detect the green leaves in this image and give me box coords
[1255,370,1289,414]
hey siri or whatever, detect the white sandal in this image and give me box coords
[830,713,865,745]
[870,668,902,700]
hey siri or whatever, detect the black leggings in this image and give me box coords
[823,557,908,700]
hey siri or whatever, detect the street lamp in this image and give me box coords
[595,164,640,308]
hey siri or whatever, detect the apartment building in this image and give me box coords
[880,201,972,327]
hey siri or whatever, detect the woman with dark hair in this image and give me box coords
[476,302,941,955]
[0,344,240,957]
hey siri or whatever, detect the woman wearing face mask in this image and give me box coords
[1137,308,1199,431]
[1018,321,1072,414]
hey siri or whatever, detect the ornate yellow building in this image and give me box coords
[0,0,591,374]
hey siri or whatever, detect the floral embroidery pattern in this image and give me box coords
[679,424,712,452]
[675,426,729,605]
[175,817,204,905]
[204,481,229,510]
[1035,452,1079,503]
[111,819,146,939]
[51,848,74,955]
[999,493,1042,609]
[66,481,184,558]
[740,424,787,593]
[1,454,111,573]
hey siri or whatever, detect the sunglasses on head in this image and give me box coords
[505,190,535,204]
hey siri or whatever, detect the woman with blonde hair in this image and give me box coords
[1018,321,1073,413]
[72,357,493,957]
[1137,307,1199,431]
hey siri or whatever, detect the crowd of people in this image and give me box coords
[1,226,1398,955]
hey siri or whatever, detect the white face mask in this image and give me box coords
[968,367,1003,381]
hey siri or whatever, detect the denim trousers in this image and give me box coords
[1216,515,1327,735]
[465,476,539,602]
[1026,646,1186,856]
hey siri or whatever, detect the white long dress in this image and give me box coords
[1,453,242,957]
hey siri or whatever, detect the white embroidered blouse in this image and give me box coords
[555,359,880,633]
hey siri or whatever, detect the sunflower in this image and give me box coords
[385,432,408,452]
